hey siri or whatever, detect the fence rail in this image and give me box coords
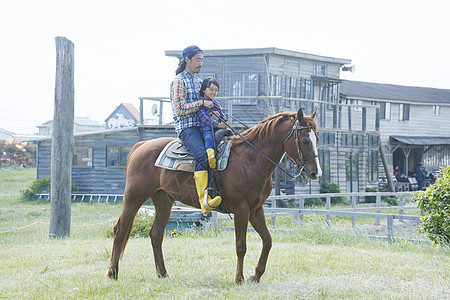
[37,191,422,243]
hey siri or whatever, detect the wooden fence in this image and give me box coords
[211,191,422,243]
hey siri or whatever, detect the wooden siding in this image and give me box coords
[36,127,177,194]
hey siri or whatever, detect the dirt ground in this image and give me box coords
[355,219,426,241]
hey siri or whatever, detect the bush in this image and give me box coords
[130,212,154,238]
[20,177,78,201]
[304,198,324,207]
[365,187,377,203]
[320,182,347,205]
[384,197,399,206]
[413,166,450,244]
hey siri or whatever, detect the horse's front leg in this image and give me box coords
[248,206,272,283]
[233,207,250,284]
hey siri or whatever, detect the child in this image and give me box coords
[197,77,227,169]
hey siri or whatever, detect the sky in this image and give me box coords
[1,0,449,135]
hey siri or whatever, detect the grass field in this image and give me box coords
[0,168,449,299]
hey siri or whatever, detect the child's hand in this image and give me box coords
[202,99,214,108]
[217,122,227,128]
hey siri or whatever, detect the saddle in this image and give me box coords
[155,128,233,172]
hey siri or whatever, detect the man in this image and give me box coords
[170,45,221,214]
[415,162,427,190]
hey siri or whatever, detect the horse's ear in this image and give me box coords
[297,108,304,123]
[311,108,317,119]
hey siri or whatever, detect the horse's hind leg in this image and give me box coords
[248,206,272,283]
[149,190,174,278]
[107,194,147,280]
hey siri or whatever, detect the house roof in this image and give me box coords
[390,136,450,146]
[37,117,102,127]
[165,47,351,65]
[340,80,450,104]
[105,103,140,122]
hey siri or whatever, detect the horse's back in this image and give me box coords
[127,137,175,171]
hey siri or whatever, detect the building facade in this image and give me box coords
[340,80,450,187]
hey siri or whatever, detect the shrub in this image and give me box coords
[20,177,78,201]
[304,198,324,207]
[365,187,377,203]
[106,212,155,238]
[384,197,399,206]
[413,166,450,244]
[131,212,154,238]
[320,182,347,205]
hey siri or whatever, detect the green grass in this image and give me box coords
[1,168,449,299]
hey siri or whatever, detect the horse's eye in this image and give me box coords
[301,140,309,146]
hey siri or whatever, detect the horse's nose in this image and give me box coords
[310,172,317,180]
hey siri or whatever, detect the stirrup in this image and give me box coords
[203,188,221,210]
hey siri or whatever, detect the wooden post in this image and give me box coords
[387,215,394,244]
[379,138,395,192]
[375,194,381,225]
[326,195,331,227]
[49,37,74,238]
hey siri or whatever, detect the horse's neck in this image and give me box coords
[254,123,290,174]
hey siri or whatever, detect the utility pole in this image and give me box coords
[49,37,74,238]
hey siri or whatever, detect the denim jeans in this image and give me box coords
[179,126,208,171]
[202,130,214,150]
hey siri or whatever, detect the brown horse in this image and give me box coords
[107,108,322,283]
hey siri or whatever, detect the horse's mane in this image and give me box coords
[229,111,318,145]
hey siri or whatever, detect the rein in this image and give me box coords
[214,111,314,179]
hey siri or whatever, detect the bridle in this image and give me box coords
[283,119,318,178]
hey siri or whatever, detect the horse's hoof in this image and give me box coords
[248,275,260,283]
[235,277,245,285]
[107,267,118,280]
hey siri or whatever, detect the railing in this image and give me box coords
[210,191,421,243]
[37,193,124,203]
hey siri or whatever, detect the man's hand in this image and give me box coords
[217,122,227,129]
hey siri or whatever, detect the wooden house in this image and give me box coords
[340,80,450,188]
[33,126,176,194]
[37,117,103,136]
[105,103,140,129]
[32,47,386,197]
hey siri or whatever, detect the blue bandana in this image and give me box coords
[182,45,203,60]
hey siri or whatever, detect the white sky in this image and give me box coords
[1,0,449,134]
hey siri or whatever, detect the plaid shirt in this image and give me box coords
[198,97,227,133]
[170,70,202,134]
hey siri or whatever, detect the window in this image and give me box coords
[314,64,326,77]
[318,132,335,146]
[319,149,331,184]
[353,100,362,111]
[368,150,379,182]
[299,78,312,99]
[433,105,440,116]
[231,73,258,104]
[380,102,391,120]
[269,74,282,96]
[368,134,379,147]
[346,152,359,192]
[284,77,298,107]
[399,104,410,121]
[73,146,93,168]
[341,133,363,147]
[106,146,131,168]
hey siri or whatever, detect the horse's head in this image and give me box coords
[284,108,322,180]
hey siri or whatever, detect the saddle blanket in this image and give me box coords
[155,139,232,172]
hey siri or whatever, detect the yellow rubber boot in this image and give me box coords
[206,148,216,169]
[193,170,222,214]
